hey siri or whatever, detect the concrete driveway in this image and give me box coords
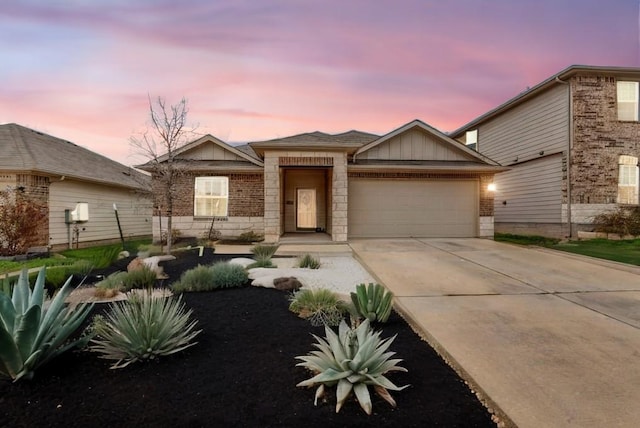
[349,238,640,428]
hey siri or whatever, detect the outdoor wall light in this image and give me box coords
[487,183,497,192]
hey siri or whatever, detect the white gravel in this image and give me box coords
[240,256,376,296]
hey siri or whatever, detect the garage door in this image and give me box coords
[348,179,478,238]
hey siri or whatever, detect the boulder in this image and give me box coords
[273,277,303,291]
[228,257,256,268]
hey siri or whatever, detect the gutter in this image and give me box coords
[554,76,573,238]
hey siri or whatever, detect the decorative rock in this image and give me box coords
[142,255,177,279]
[273,277,303,291]
[127,257,145,272]
[118,250,130,259]
[228,257,256,268]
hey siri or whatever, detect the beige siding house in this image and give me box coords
[142,120,505,243]
[0,124,152,250]
[451,65,640,238]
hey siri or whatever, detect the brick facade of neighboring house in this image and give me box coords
[451,65,640,238]
[571,75,640,206]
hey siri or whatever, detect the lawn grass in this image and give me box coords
[0,239,151,276]
[495,233,640,266]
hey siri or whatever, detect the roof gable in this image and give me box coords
[0,123,148,189]
[142,134,263,168]
[355,120,500,165]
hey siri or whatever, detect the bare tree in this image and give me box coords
[131,96,193,254]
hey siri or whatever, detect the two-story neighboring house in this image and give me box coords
[451,65,640,238]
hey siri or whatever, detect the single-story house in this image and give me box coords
[0,123,152,251]
[138,119,506,243]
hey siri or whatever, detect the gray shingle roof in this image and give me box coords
[0,123,149,189]
[249,130,379,148]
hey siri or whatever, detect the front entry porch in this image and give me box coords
[262,152,349,243]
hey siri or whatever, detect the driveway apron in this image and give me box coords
[350,238,640,428]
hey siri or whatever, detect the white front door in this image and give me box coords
[297,188,316,229]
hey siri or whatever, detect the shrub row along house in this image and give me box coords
[451,65,640,238]
[0,123,152,252]
[137,120,505,243]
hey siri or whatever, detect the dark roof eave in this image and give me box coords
[250,142,363,156]
[348,164,509,174]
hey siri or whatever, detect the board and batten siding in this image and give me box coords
[357,128,470,161]
[181,142,247,161]
[49,180,152,247]
[477,84,570,164]
[493,154,563,223]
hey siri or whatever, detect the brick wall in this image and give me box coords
[571,75,640,204]
[155,171,264,217]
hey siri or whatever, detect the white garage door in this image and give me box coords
[348,179,478,238]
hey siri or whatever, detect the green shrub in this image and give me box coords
[238,231,264,243]
[95,271,128,299]
[298,254,320,269]
[89,246,121,269]
[45,266,71,291]
[68,259,94,276]
[89,292,201,369]
[122,266,157,291]
[251,244,279,260]
[289,288,347,326]
[0,268,94,381]
[171,265,216,293]
[210,262,248,289]
[246,259,276,269]
[296,319,408,415]
[350,283,393,323]
[592,207,640,236]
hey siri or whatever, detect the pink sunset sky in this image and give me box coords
[1,0,639,166]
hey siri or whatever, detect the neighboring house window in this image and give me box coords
[617,81,639,121]
[194,177,228,216]
[617,155,639,205]
[465,129,478,150]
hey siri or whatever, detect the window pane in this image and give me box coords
[194,177,229,216]
[617,81,639,121]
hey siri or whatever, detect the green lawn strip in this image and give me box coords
[495,233,640,266]
[551,238,640,266]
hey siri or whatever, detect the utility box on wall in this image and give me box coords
[70,202,89,222]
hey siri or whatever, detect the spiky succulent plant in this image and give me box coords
[295,319,408,415]
[0,268,94,381]
[89,292,201,368]
[350,283,393,323]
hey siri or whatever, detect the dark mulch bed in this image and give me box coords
[0,251,495,427]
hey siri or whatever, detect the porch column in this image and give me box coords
[331,153,348,242]
[263,154,281,242]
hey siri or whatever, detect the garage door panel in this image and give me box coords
[348,180,477,238]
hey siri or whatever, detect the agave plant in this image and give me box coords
[295,319,408,415]
[350,283,393,323]
[89,291,201,368]
[0,268,94,381]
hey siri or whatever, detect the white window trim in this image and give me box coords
[194,176,229,217]
[617,155,639,205]
[617,81,639,121]
[465,129,478,150]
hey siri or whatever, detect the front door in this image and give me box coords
[297,188,316,229]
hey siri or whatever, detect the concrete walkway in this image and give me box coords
[349,238,640,428]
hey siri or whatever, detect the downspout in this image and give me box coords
[555,76,573,238]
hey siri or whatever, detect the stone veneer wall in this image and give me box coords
[263,152,348,242]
